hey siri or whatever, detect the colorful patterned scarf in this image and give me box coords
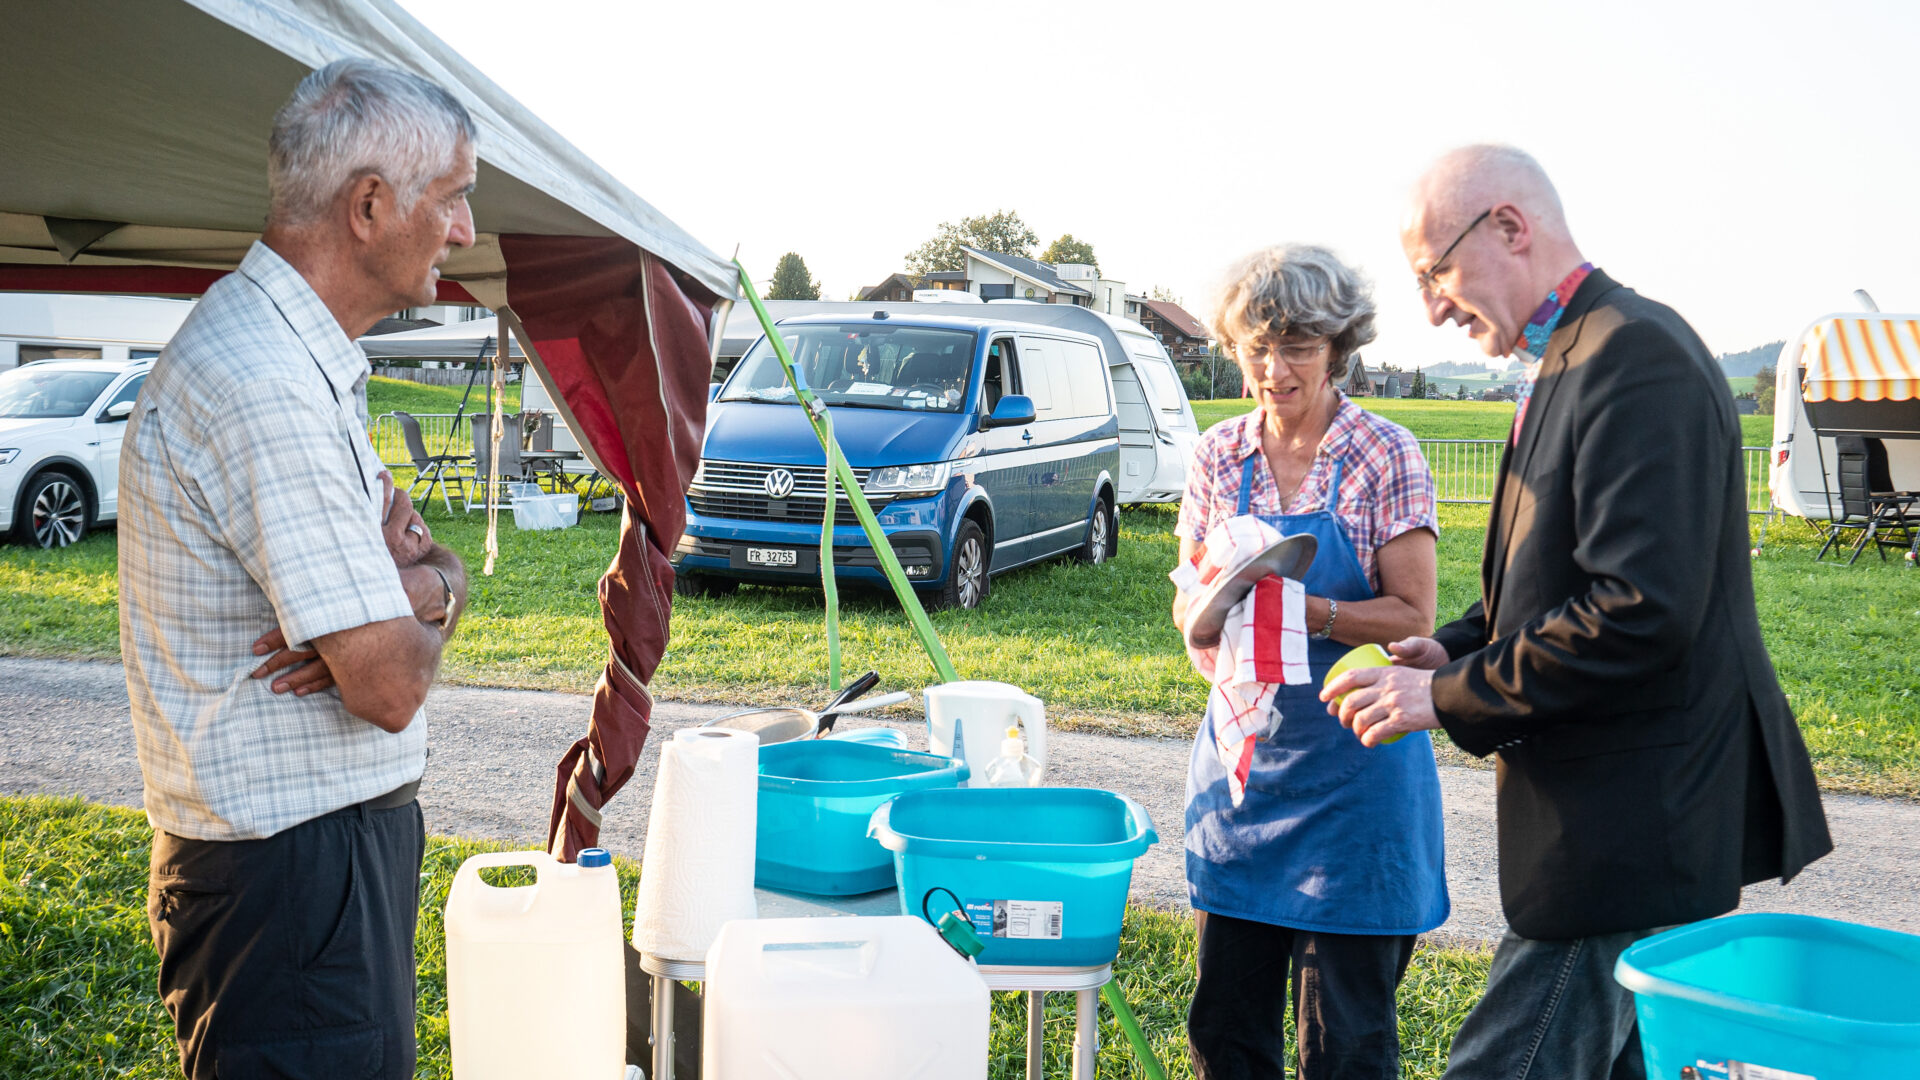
[1510,262,1594,444]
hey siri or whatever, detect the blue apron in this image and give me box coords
[1184,453,1449,935]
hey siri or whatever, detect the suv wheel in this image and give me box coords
[1077,498,1116,564]
[936,520,990,610]
[672,571,739,599]
[17,470,90,549]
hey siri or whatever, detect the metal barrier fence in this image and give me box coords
[365,420,1776,518]
[1416,439,1774,516]
[367,412,472,466]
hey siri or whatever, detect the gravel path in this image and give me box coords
[5,656,1915,946]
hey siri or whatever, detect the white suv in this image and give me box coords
[0,358,152,548]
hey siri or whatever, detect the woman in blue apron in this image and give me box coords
[1177,245,1447,1079]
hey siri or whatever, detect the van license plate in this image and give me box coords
[746,547,798,568]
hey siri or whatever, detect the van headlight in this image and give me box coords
[864,462,950,496]
[0,449,17,466]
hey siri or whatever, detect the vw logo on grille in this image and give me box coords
[764,468,796,498]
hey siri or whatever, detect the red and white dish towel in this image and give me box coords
[1170,515,1311,806]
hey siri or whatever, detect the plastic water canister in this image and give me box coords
[445,848,625,1079]
[702,916,988,1079]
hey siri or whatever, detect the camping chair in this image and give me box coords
[466,411,535,511]
[1817,436,1916,563]
[391,410,469,514]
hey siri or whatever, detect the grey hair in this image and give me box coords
[1211,244,1377,380]
[268,58,476,226]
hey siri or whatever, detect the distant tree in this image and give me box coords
[1041,234,1097,272]
[1410,367,1427,399]
[767,252,820,300]
[1455,383,1469,400]
[905,210,1038,277]
[1150,285,1183,306]
[1755,363,1776,415]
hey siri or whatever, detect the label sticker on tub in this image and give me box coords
[1691,1062,1816,1080]
[1728,1064,1815,1080]
[965,900,1063,940]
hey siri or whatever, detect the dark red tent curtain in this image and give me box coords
[498,234,721,860]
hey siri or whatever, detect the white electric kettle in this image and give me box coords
[923,680,1046,786]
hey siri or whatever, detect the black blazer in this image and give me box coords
[1429,270,1831,940]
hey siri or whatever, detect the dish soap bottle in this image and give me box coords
[981,724,1042,787]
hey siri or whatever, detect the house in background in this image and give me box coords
[1137,297,1209,359]
[856,273,917,302]
[959,247,1135,317]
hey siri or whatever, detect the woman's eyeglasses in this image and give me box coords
[1234,340,1330,367]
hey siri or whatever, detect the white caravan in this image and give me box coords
[0,293,195,371]
[1769,309,1920,520]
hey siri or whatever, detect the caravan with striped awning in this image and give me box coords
[1771,312,1920,520]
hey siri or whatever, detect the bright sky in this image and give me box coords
[401,0,1920,373]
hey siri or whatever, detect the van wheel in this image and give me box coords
[1076,498,1115,564]
[936,520,990,610]
[673,571,738,599]
[16,470,90,549]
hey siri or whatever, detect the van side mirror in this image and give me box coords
[982,394,1035,429]
[708,382,723,402]
[101,400,136,422]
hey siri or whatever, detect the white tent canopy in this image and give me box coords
[361,316,525,361]
[0,0,732,306]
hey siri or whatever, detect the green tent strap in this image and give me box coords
[734,262,957,685]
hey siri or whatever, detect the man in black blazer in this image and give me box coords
[1323,145,1830,1079]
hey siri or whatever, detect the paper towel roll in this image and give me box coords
[634,727,760,961]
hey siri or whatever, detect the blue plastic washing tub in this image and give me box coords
[1615,913,1920,1077]
[868,787,1157,967]
[755,741,967,896]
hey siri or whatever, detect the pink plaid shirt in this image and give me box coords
[1176,392,1438,591]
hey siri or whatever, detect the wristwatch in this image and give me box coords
[1311,597,1338,641]
[429,566,458,630]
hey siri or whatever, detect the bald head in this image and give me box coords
[1400,145,1587,358]
[1405,144,1570,244]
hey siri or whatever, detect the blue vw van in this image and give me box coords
[671,311,1120,608]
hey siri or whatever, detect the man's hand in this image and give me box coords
[1321,664,1442,748]
[1386,635,1450,671]
[380,475,433,568]
[250,627,335,696]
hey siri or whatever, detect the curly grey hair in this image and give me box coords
[268,58,476,226]
[1211,244,1377,380]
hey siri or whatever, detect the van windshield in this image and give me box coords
[721,324,978,413]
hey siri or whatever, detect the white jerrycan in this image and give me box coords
[923,681,1045,787]
[444,848,625,1080]
[702,915,989,1080]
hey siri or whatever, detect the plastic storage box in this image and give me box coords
[756,741,968,895]
[1615,913,1920,1077]
[869,787,1156,966]
[512,491,577,530]
[702,916,989,1080]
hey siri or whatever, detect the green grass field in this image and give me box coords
[2,389,1911,794]
[0,795,1491,1079]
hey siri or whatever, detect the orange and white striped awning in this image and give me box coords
[1801,317,1920,403]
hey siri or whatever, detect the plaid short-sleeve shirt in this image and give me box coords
[1175,392,1438,590]
[119,242,423,841]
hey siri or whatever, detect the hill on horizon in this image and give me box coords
[1717,340,1786,378]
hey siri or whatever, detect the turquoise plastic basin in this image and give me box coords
[1615,913,1920,1076]
[755,741,967,896]
[869,787,1157,967]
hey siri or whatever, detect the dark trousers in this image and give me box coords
[146,800,426,1080]
[1442,928,1661,1080]
[1188,910,1416,1080]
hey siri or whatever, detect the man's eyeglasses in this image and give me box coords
[1416,207,1492,294]
[1234,339,1330,367]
